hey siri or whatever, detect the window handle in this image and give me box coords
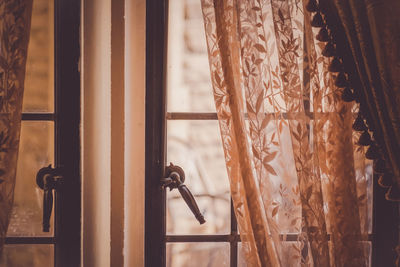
[36,165,63,232]
[161,163,206,224]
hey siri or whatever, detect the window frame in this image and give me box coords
[144,1,244,266]
[145,0,167,265]
[53,0,81,265]
[145,1,399,267]
[4,0,81,266]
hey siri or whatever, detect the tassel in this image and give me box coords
[374,159,386,174]
[306,0,319,12]
[385,185,400,201]
[335,72,347,87]
[322,42,336,57]
[316,27,330,42]
[311,12,324,27]
[352,114,367,131]
[341,87,354,102]
[365,143,380,160]
[328,57,342,72]
[358,130,371,146]
[378,173,393,188]
[365,118,375,132]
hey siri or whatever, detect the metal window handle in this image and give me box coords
[36,165,63,232]
[161,163,206,224]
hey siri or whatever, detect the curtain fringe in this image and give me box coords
[305,0,400,202]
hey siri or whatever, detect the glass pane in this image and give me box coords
[238,242,247,267]
[0,245,53,267]
[7,121,54,237]
[167,0,215,112]
[23,0,54,112]
[167,120,230,234]
[239,241,372,266]
[167,242,229,267]
[239,242,303,266]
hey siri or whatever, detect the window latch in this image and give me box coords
[161,163,206,225]
[36,164,64,232]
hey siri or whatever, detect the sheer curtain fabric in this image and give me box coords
[201,0,370,266]
[0,0,33,252]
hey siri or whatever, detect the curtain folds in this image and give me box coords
[0,0,33,251]
[317,0,400,200]
[201,0,371,266]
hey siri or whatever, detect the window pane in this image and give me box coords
[167,0,215,112]
[0,245,53,267]
[167,242,229,267]
[238,243,247,267]
[167,120,230,234]
[23,0,54,112]
[7,121,54,237]
[238,241,372,266]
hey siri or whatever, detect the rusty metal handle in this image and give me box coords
[177,184,205,224]
[162,163,206,225]
[36,165,63,232]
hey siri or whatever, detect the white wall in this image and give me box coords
[81,0,146,266]
[124,0,146,266]
[81,0,112,266]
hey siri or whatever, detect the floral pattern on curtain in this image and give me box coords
[201,0,371,266]
[0,0,33,251]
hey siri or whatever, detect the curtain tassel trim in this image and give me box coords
[328,57,342,72]
[305,0,319,12]
[311,12,324,27]
[316,27,330,42]
[358,131,372,146]
[306,0,399,201]
[341,87,355,102]
[352,114,368,131]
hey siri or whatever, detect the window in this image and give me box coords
[145,1,253,266]
[146,1,398,267]
[2,1,80,266]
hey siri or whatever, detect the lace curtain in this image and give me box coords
[0,0,33,251]
[201,0,370,266]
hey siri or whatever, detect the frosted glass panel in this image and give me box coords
[167,120,230,234]
[167,0,215,112]
[1,245,53,267]
[23,0,54,112]
[7,121,54,237]
[167,242,229,267]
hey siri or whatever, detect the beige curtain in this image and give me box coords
[0,0,33,251]
[201,0,370,266]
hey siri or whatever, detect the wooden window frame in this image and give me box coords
[5,1,81,266]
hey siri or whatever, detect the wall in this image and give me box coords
[124,0,146,266]
[82,0,146,266]
[81,0,111,266]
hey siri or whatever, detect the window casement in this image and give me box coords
[3,1,81,266]
[145,1,399,267]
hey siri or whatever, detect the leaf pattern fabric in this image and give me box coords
[0,0,33,252]
[200,0,370,266]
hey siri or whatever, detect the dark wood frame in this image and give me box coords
[145,1,242,266]
[5,0,81,266]
[53,0,81,265]
[145,0,168,266]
